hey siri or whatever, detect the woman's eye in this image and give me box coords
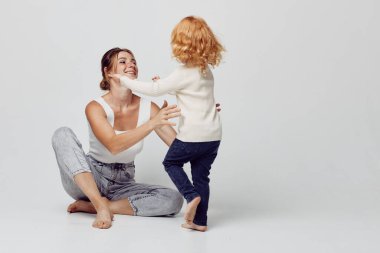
[120,61,125,64]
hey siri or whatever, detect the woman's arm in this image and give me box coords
[150,102,178,146]
[109,68,186,97]
[86,101,180,154]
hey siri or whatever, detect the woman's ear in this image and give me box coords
[104,67,109,80]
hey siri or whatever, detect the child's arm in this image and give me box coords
[110,68,185,97]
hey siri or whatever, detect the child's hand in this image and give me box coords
[152,75,160,81]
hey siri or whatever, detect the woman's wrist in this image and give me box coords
[146,120,156,131]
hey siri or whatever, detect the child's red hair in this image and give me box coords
[171,16,225,73]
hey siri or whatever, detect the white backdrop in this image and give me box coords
[0,0,379,222]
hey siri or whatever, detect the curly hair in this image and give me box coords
[100,47,135,90]
[171,16,225,74]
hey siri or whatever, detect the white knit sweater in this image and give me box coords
[120,65,222,142]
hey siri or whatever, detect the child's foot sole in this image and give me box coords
[181,222,207,232]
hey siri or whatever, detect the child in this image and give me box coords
[110,16,224,232]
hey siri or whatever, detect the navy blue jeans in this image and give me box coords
[163,138,220,226]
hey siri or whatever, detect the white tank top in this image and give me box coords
[87,96,151,163]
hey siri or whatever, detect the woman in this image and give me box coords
[52,47,184,229]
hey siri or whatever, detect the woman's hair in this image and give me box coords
[171,16,225,73]
[100,47,135,90]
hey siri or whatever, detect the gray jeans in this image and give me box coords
[51,127,183,216]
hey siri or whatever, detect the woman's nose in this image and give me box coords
[127,62,136,67]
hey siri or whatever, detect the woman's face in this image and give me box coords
[113,51,138,80]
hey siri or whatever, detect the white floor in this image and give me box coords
[1,1,380,251]
[1,199,379,253]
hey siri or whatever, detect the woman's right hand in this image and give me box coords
[149,100,181,129]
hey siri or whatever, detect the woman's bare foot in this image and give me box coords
[92,207,112,229]
[184,196,201,224]
[67,200,96,214]
[67,198,113,229]
[181,222,207,232]
[92,198,113,229]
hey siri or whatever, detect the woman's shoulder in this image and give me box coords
[85,99,106,118]
[86,99,101,109]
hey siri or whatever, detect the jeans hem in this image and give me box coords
[185,194,200,204]
[128,197,138,216]
[71,169,92,180]
[193,219,207,226]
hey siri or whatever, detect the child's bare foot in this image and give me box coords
[67,200,96,213]
[184,196,201,224]
[92,198,113,229]
[181,222,207,232]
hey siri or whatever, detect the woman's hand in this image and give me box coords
[149,100,181,129]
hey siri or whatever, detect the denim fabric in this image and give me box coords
[163,138,220,226]
[52,127,183,217]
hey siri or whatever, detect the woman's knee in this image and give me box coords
[164,189,184,215]
[51,126,76,148]
[63,183,88,201]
